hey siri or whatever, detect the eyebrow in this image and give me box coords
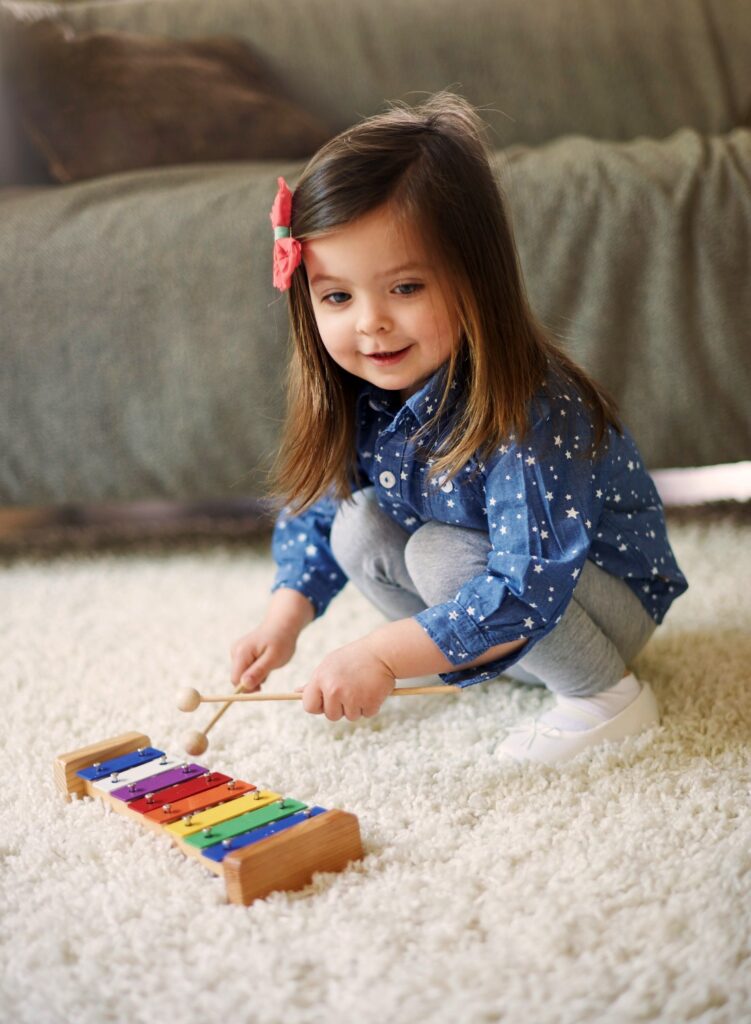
[309,262,428,286]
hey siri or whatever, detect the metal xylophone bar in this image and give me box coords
[55,732,363,905]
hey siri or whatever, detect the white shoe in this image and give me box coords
[496,680,660,765]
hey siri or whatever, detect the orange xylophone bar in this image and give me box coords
[55,732,363,906]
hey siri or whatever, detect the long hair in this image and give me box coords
[269,90,622,513]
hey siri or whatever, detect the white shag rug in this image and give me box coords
[1,510,750,1024]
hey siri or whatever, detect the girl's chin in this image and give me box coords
[364,365,433,402]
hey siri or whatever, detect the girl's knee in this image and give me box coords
[405,521,490,606]
[403,522,446,598]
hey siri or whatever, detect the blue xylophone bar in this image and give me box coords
[77,747,165,781]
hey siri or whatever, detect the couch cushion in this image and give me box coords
[497,126,751,469]
[4,17,332,182]
[3,0,750,187]
[52,0,751,146]
[0,161,293,504]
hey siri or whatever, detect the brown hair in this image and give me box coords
[269,90,622,513]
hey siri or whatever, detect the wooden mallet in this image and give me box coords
[177,683,460,755]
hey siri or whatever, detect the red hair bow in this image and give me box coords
[269,176,302,292]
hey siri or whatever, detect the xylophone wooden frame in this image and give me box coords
[55,731,364,906]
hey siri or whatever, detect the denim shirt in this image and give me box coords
[271,364,688,686]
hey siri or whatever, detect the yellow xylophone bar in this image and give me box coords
[54,732,364,906]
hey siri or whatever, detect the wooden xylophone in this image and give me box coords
[55,732,363,906]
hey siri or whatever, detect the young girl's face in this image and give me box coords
[303,204,461,402]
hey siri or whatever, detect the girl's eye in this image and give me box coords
[320,282,423,305]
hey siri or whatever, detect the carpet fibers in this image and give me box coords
[1,509,750,1024]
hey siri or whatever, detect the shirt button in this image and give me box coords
[439,475,453,493]
[379,470,396,489]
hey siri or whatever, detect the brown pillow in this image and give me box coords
[5,18,333,183]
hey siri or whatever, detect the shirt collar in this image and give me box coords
[358,361,457,426]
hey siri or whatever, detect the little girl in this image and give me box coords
[230,91,688,765]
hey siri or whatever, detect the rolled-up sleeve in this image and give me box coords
[415,399,609,685]
[271,495,349,617]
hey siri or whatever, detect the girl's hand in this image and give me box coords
[231,590,315,692]
[297,640,396,721]
[230,624,298,692]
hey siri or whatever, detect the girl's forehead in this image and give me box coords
[303,207,428,277]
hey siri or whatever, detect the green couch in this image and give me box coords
[1,0,750,507]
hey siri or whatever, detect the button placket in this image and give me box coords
[375,411,407,500]
[396,413,417,509]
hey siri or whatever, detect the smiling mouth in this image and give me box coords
[366,346,411,363]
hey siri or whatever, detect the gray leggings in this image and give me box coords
[330,487,656,698]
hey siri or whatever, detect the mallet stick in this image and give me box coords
[189,685,459,705]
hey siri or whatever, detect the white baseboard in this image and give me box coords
[652,462,751,505]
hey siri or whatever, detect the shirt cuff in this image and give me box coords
[271,567,344,619]
[415,600,556,687]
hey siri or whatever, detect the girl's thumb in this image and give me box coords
[239,667,260,690]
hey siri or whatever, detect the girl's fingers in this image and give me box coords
[230,645,260,687]
[301,683,325,715]
[238,649,275,691]
[326,702,345,722]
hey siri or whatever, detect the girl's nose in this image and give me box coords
[355,299,392,336]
